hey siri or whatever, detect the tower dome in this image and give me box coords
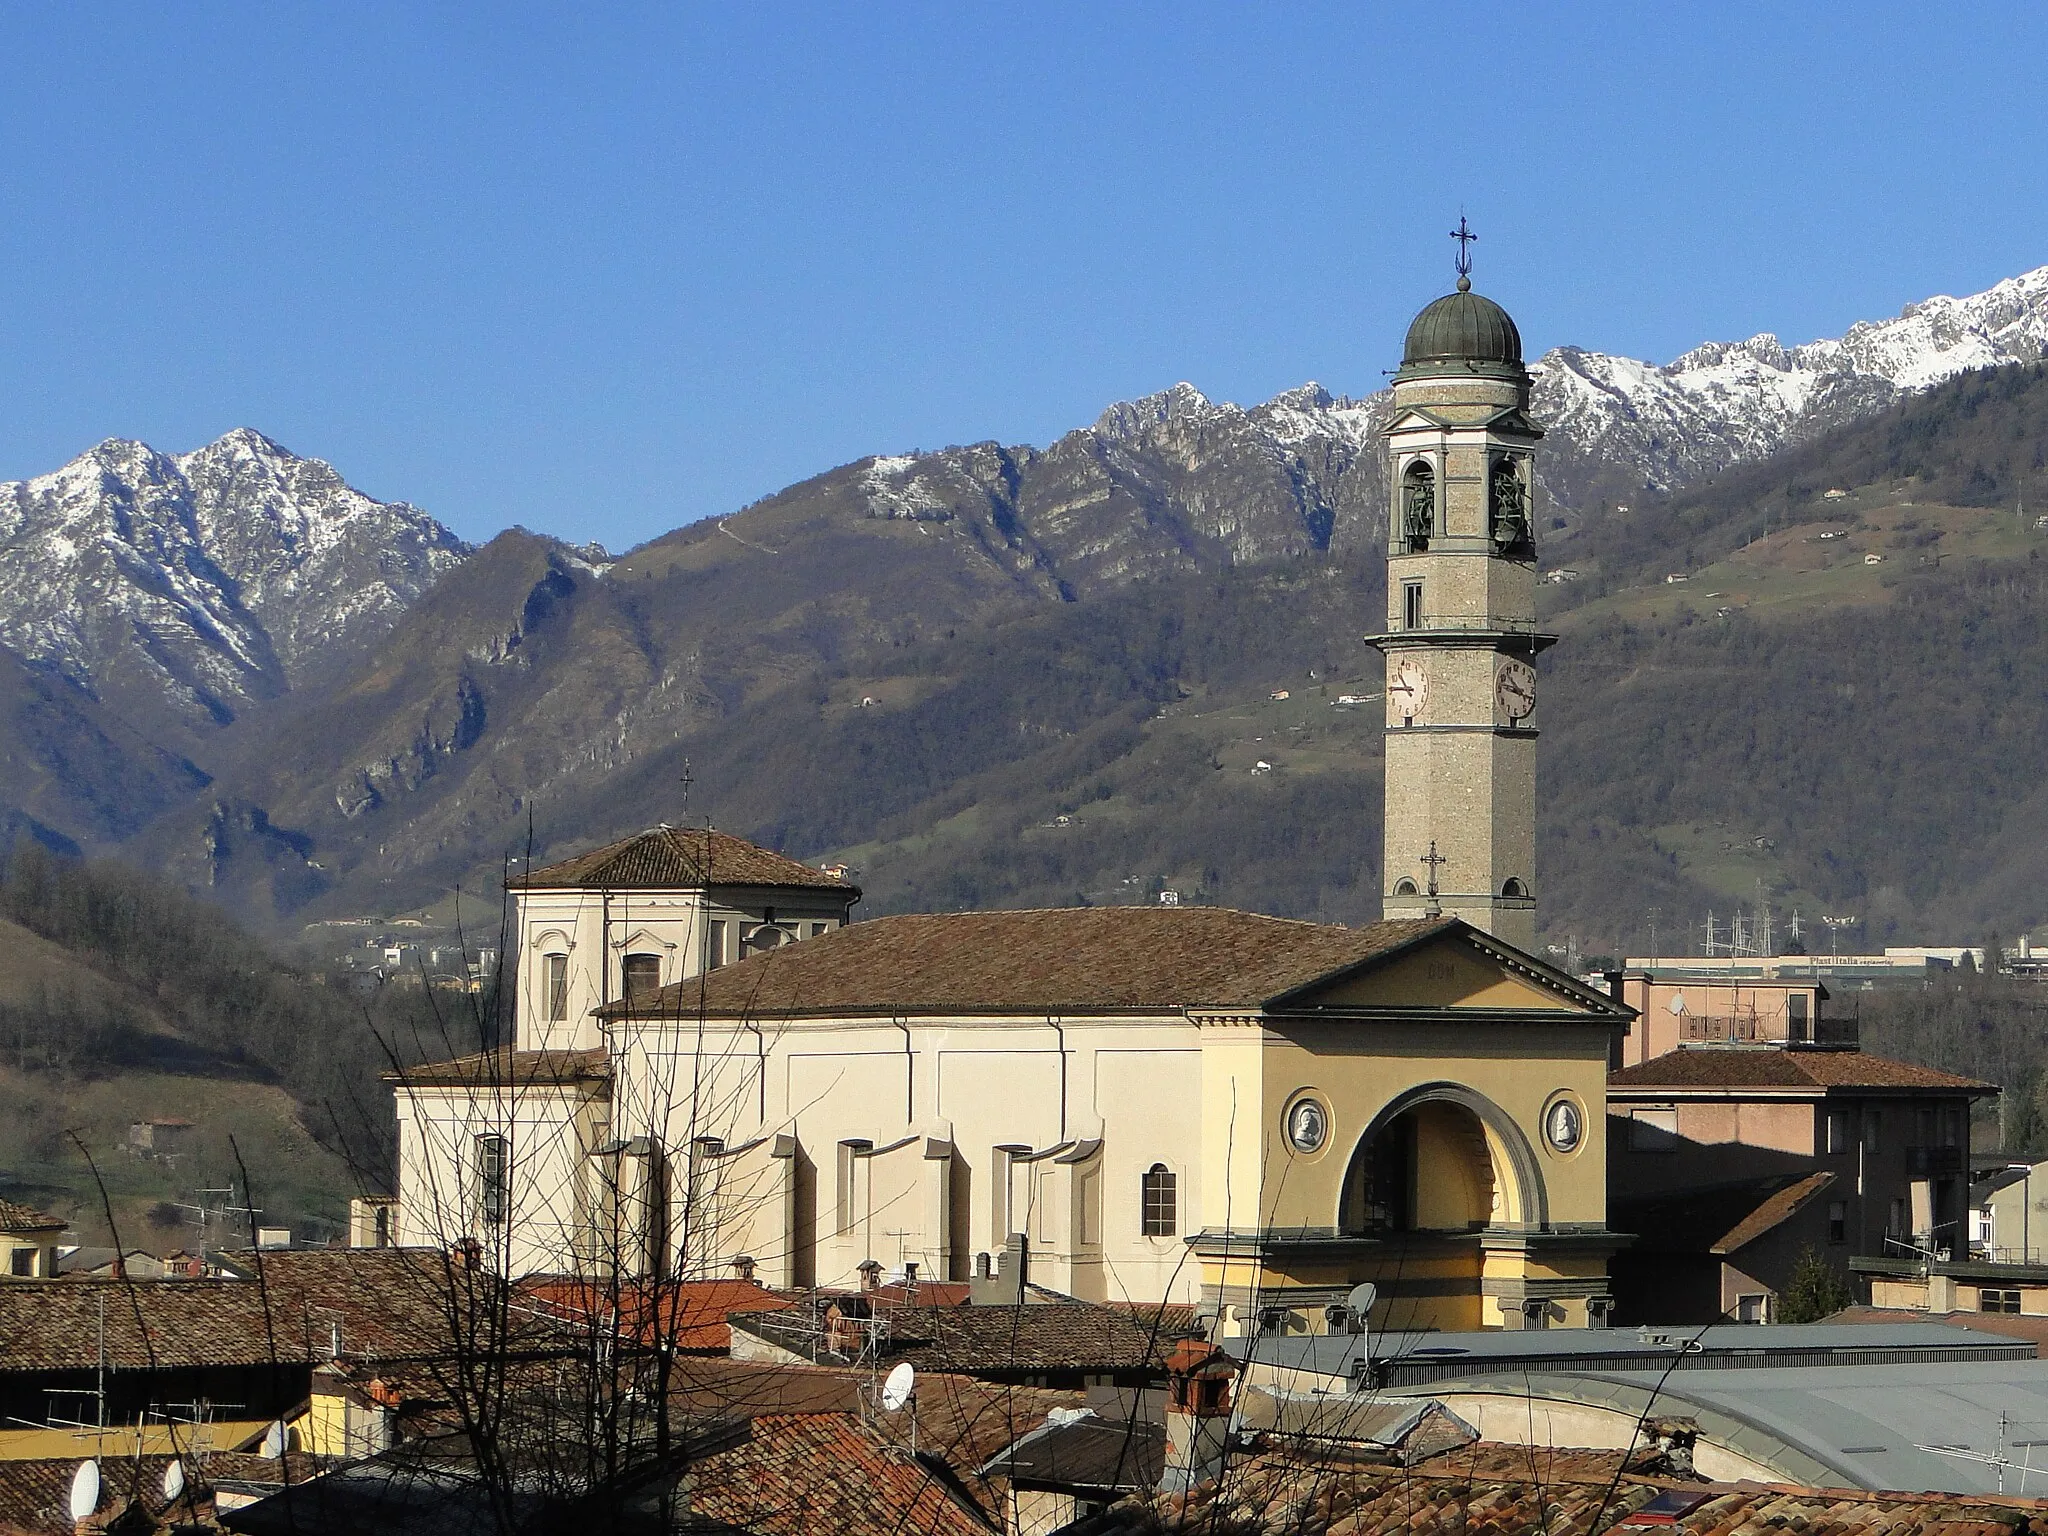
[1398,281,1524,379]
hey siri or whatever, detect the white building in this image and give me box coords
[390,825,858,1277]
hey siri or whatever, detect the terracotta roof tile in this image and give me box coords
[678,1411,993,1536]
[386,1046,609,1088]
[606,909,1463,1018]
[508,826,855,892]
[0,1249,544,1372]
[732,1296,1201,1375]
[0,1454,187,1535]
[521,1277,796,1351]
[0,1201,64,1233]
[1610,1049,1995,1094]
[669,1357,1081,1475]
[1068,1440,2048,1536]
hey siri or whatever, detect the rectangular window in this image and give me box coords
[1141,1164,1178,1237]
[8,1248,34,1277]
[1736,1293,1768,1324]
[1827,1200,1847,1244]
[622,953,662,1005]
[1942,1106,1963,1148]
[1825,1109,1851,1155]
[476,1135,509,1227]
[1403,581,1423,630]
[1864,1110,1882,1152]
[544,953,568,1023]
[836,1141,864,1236]
[1788,993,1810,1042]
[1629,1108,1679,1152]
[707,920,728,971]
[809,922,828,939]
[1981,1288,2023,1314]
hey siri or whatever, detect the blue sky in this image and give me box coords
[3,4,2046,549]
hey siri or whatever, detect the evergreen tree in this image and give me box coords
[1776,1245,1854,1324]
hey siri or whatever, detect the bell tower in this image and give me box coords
[1370,228,1553,950]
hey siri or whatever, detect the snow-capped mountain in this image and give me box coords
[1531,264,2048,500]
[0,429,468,726]
[849,264,2048,570]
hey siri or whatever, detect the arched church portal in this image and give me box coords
[1338,1083,1548,1235]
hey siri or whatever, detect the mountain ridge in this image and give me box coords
[12,263,2048,950]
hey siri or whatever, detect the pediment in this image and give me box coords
[1268,925,1624,1017]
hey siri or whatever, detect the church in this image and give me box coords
[388,260,1638,1333]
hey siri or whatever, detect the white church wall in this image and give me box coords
[393,1082,601,1276]
[608,1013,1208,1302]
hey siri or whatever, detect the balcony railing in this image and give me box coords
[1680,1013,1769,1044]
[1677,1011,1860,1047]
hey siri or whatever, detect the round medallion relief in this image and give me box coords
[1285,1097,1329,1155]
[1543,1095,1584,1155]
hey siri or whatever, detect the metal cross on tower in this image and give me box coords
[1450,216,1477,281]
[1419,841,1449,918]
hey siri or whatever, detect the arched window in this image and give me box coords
[1401,461,1435,551]
[543,953,569,1023]
[1501,878,1529,899]
[622,952,662,1005]
[1393,877,1419,896]
[1140,1164,1177,1237]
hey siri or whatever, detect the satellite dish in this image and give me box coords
[162,1460,186,1502]
[260,1419,289,1458]
[1344,1282,1378,1319]
[880,1361,916,1412]
[67,1460,100,1521]
[1668,994,1688,1015]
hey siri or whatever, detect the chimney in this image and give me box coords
[1160,1338,1235,1492]
[969,1234,1028,1305]
[731,1255,757,1282]
[857,1258,883,1292]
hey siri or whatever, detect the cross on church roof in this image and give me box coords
[1419,841,1449,917]
[1450,215,1476,292]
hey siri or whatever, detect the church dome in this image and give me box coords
[1400,282,1523,375]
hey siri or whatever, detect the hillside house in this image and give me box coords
[0,1202,63,1280]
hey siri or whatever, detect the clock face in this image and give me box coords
[1495,660,1537,725]
[1387,659,1429,724]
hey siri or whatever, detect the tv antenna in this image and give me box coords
[1450,215,1477,290]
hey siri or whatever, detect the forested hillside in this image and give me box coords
[0,848,474,1244]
